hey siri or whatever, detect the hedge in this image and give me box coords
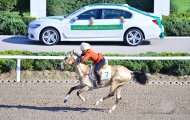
[162,12,190,36]
[0,50,190,76]
[0,11,27,35]
[0,11,36,35]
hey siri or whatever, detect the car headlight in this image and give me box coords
[29,24,41,29]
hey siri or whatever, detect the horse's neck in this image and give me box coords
[75,63,90,78]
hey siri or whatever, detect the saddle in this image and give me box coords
[89,60,111,81]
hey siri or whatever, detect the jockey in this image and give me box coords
[79,42,106,86]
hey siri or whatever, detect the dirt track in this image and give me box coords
[0,79,190,120]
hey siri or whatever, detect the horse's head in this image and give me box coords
[61,50,77,70]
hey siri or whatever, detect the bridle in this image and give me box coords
[63,52,80,71]
[64,52,90,80]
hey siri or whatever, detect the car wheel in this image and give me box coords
[124,28,143,46]
[40,28,60,45]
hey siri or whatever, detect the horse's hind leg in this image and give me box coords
[77,86,90,101]
[95,82,117,106]
[109,86,122,113]
[64,85,82,103]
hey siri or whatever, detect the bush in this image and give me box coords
[172,61,190,76]
[22,16,36,25]
[21,60,34,70]
[186,9,190,13]
[0,11,27,35]
[0,59,16,73]
[147,60,163,73]
[169,12,190,19]
[0,50,190,76]
[163,16,190,36]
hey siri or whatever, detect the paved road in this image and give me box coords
[0,81,190,120]
[0,36,190,54]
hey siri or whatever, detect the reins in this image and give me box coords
[64,51,89,77]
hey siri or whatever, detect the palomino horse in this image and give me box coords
[61,50,148,113]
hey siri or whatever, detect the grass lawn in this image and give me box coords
[173,0,190,12]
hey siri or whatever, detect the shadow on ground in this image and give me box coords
[2,36,41,45]
[0,104,104,112]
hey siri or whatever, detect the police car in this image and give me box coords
[28,4,164,46]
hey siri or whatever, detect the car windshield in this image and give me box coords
[65,7,86,18]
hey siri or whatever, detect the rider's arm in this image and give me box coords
[80,52,85,56]
[80,53,91,62]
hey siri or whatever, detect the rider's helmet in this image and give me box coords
[80,42,90,51]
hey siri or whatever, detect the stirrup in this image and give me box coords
[98,81,103,87]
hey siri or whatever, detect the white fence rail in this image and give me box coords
[0,55,190,82]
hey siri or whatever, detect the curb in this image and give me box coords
[165,36,190,39]
[0,35,190,39]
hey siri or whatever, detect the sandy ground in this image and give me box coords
[0,71,190,120]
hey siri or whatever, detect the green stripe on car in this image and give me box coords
[71,24,123,30]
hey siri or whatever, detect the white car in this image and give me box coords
[28,4,164,46]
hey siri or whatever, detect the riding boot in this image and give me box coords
[98,80,103,86]
[97,78,103,87]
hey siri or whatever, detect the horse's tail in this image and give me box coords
[132,70,148,85]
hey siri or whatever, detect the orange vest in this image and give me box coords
[80,49,103,64]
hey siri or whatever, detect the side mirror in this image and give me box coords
[70,17,78,23]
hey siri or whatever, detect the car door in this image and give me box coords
[96,9,132,38]
[65,9,102,38]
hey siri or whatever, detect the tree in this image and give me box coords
[170,0,178,13]
[47,0,126,16]
[0,0,17,11]
[125,0,154,12]
[15,0,30,15]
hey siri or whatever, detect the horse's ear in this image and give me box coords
[70,50,74,55]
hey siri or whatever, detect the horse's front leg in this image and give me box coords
[64,85,82,103]
[77,86,90,101]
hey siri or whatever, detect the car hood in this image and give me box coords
[30,16,65,25]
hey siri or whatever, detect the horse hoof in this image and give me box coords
[95,98,103,106]
[95,101,99,106]
[64,99,67,103]
[109,110,112,113]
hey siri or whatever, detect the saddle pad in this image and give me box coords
[89,65,112,81]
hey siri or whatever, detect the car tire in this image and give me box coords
[40,28,60,45]
[124,28,144,46]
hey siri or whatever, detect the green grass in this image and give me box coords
[173,0,190,13]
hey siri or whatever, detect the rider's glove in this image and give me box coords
[77,58,81,63]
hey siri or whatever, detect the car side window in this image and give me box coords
[103,9,132,19]
[77,9,102,20]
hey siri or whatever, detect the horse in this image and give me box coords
[61,50,148,113]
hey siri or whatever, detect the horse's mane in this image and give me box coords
[72,52,90,70]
